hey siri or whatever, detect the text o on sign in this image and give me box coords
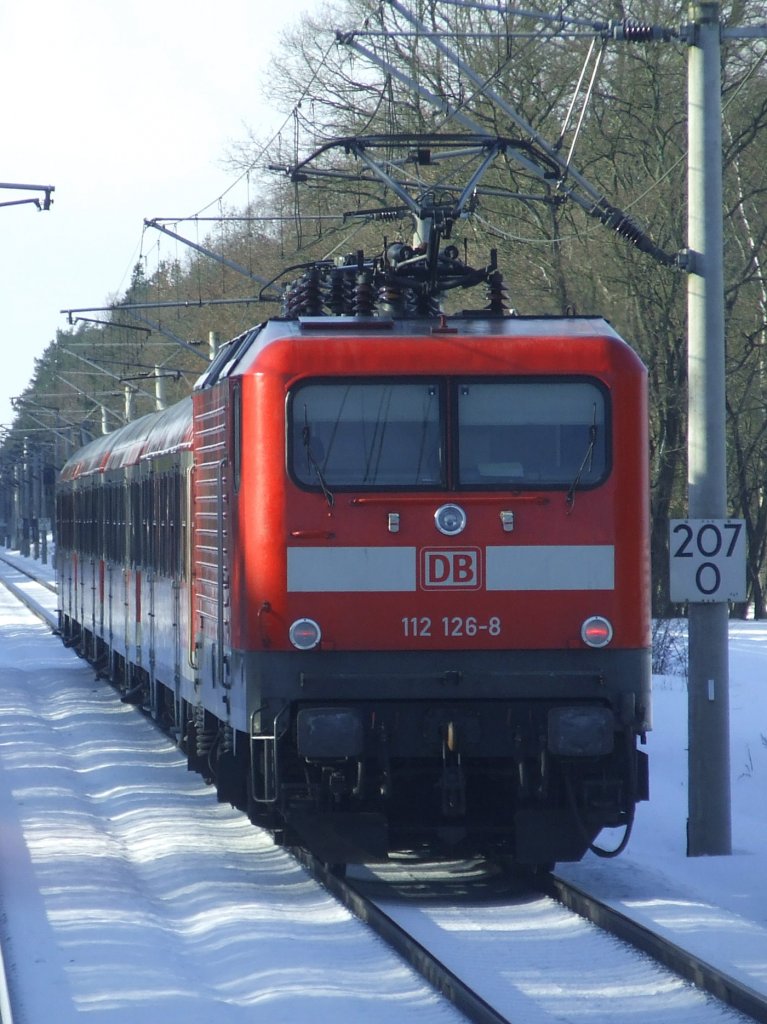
[669,518,746,603]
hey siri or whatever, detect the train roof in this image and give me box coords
[194,313,630,391]
[59,397,193,481]
[194,311,630,391]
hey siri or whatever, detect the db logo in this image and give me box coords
[421,548,482,590]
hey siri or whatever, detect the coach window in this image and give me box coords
[171,469,182,578]
[96,485,102,555]
[290,380,443,489]
[156,474,166,575]
[456,379,608,489]
[110,483,119,561]
[104,484,112,560]
[72,488,81,552]
[118,482,127,565]
[129,479,141,567]
[88,483,97,557]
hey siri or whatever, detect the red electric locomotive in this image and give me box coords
[57,241,650,868]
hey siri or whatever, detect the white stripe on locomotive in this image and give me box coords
[287,545,615,592]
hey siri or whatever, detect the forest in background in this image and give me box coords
[0,0,765,615]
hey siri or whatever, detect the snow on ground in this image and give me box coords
[0,557,463,1024]
[559,618,767,1000]
[1,547,767,1019]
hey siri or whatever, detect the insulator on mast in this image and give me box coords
[596,203,677,267]
[610,19,672,42]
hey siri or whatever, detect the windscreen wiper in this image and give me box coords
[566,405,598,512]
[302,410,334,507]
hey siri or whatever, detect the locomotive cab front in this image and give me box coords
[220,315,650,867]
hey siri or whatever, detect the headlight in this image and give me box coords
[297,707,364,759]
[289,618,322,650]
[581,615,613,648]
[548,706,614,756]
[434,503,467,536]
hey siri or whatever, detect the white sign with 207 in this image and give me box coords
[669,518,747,603]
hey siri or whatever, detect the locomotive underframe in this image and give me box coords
[232,645,650,864]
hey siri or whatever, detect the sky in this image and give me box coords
[1,550,767,1021]
[0,0,325,430]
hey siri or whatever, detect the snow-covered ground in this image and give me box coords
[559,617,767,1000]
[1,547,766,1021]
[0,557,465,1024]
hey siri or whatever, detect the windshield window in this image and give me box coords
[289,377,608,491]
[290,381,443,488]
[457,380,607,488]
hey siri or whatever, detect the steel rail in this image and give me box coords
[0,556,58,633]
[544,873,767,1024]
[291,847,515,1024]
[0,553,57,594]
[298,849,767,1024]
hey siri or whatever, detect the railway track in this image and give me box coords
[0,550,765,1024]
[0,553,56,592]
[543,874,767,1024]
[296,848,767,1024]
[0,551,58,628]
[292,847,511,1024]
